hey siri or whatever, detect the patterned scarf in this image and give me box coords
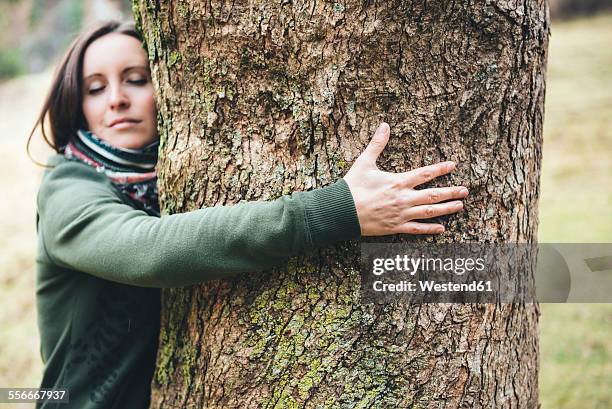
[63,130,160,217]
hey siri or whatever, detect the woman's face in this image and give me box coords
[81,33,158,149]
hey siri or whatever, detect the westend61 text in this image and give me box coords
[372,255,486,276]
[373,280,494,293]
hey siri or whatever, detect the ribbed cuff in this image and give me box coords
[301,178,361,248]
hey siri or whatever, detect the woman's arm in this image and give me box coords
[37,159,359,288]
[37,123,467,288]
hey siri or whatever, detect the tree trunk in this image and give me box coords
[134,1,549,407]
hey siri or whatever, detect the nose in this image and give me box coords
[108,84,130,110]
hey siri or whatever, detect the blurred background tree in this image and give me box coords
[550,0,612,19]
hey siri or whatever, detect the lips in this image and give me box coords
[108,118,141,128]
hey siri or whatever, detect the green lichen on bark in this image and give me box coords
[154,287,193,387]
[168,50,181,67]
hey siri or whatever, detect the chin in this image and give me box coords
[122,136,153,150]
[100,131,152,150]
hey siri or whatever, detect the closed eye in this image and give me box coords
[127,79,147,85]
[88,86,104,95]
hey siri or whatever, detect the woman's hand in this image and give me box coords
[344,123,469,236]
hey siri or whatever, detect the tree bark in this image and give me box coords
[134,1,549,407]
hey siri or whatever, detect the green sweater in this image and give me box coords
[36,154,360,408]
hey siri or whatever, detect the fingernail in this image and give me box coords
[460,188,468,195]
[378,123,389,133]
[455,202,463,209]
[437,226,445,233]
[448,161,456,171]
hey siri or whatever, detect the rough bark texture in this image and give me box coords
[134,1,549,408]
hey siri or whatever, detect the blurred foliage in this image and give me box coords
[0,0,134,82]
[0,1,22,80]
[21,0,84,73]
[64,0,84,33]
[0,0,84,79]
[29,0,48,28]
[0,48,24,80]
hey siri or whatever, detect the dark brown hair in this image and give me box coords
[27,20,142,166]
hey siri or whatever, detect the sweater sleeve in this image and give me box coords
[37,160,360,288]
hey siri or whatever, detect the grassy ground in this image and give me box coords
[0,12,610,409]
[540,304,612,409]
[537,12,612,409]
[538,13,612,242]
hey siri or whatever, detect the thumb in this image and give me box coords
[361,122,390,164]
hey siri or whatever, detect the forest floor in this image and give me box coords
[0,12,610,409]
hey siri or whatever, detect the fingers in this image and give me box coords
[403,200,464,221]
[397,222,445,235]
[360,123,390,165]
[403,161,456,188]
[411,186,469,205]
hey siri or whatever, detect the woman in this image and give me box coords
[31,20,468,408]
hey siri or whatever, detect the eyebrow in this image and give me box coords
[83,65,149,81]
